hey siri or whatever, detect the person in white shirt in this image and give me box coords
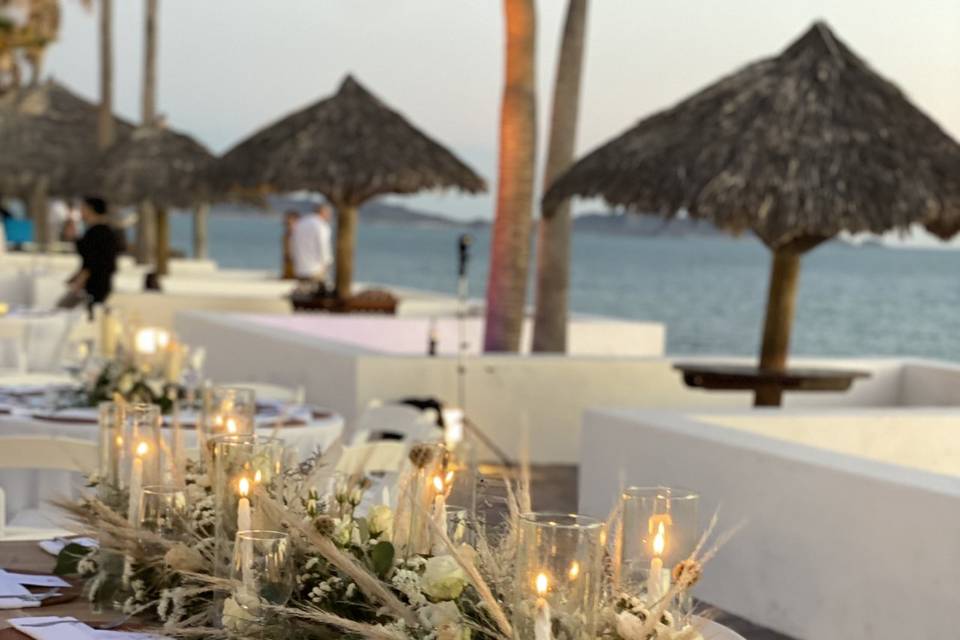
[291,203,333,289]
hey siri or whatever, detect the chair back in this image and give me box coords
[0,436,97,473]
[335,441,408,476]
[217,382,304,404]
[348,403,438,445]
[0,320,28,374]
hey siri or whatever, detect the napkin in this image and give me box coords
[9,617,97,640]
[0,572,70,589]
[0,573,41,609]
[9,617,162,640]
[38,537,98,557]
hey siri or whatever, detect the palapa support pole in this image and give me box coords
[333,200,358,301]
[756,248,802,407]
[136,201,156,265]
[29,177,49,251]
[155,205,170,276]
[193,203,209,259]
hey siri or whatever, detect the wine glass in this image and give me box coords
[230,530,293,624]
[61,338,93,379]
[138,485,187,539]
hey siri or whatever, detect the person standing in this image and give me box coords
[291,203,333,292]
[66,196,119,310]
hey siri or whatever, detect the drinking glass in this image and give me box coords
[97,401,126,491]
[619,486,700,598]
[513,512,605,640]
[138,485,187,539]
[230,530,293,623]
[61,338,93,379]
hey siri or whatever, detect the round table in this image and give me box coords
[0,408,344,522]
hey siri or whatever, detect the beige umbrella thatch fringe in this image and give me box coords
[543,21,960,406]
[544,21,960,248]
[0,79,133,197]
[215,74,486,297]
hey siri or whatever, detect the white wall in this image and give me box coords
[578,408,960,640]
[175,311,955,463]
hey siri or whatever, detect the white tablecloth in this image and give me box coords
[0,408,344,521]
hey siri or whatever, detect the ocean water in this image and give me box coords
[169,212,960,361]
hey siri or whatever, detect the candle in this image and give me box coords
[443,410,464,448]
[432,474,447,540]
[237,476,252,532]
[534,572,552,640]
[171,397,184,485]
[127,441,149,524]
[165,341,184,383]
[647,521,667,602]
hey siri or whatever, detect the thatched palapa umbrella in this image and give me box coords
[95,123,215,275]
[545,21,960,405]
[216,75,486,299]
[0,80,131,244]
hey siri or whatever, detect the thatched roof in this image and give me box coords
[544,21,960,249]
[0,80,132,197]
[215,75,486,205]
[94,124,215,208]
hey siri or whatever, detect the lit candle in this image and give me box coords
[165,341,184,383]
[443,410,464,448]
[127,441,149,524]
[647,521,667,602]
[135,328,159,355]
[237,476,252,532]
[432,474,447,537]
[171,397,184,485]
[534,572,552,640]
[225,416,238,434]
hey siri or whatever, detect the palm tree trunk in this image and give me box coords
[141,0,158,126]
[755,248,802,407]
[334,201,358,299]
[97,0,114,149]
[155,205,169,276]
[136,201,156,265]
[483,0,537,352]
[532,0,588,353]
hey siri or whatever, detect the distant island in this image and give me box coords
[211,195,724,238]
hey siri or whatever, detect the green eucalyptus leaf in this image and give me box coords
[371,541,395,577]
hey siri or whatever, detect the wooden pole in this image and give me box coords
[333,201,358,300]
[29,178,49,251]
[193,203,208,259]
[141,0,158,127]
[154,205,169,276]
[136,201,156,265]
[97,0,115,149]
[755,248,802,406]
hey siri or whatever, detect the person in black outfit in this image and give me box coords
[68,196,119,309]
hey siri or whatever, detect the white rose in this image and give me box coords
[368,505,393,540]
[421,555,467,601]
[419,600,460,629]
[222,595,257,632]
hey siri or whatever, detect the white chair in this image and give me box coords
[347,403,440,445]
[335,441,409,476]
[217,382,305,404]
[0,436,97,540]
[0,320,28,375]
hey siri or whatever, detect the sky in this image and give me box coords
[43,0,960,241]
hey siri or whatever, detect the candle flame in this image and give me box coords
[568,561,580,581]
[535,572,549,596]
[444,470,454,484]
[135,441,149,457]
[254,470,262,483]
[432,475,444,492]
[115,435,123,447]
[238,477,250,498]
[226,418,238,434]
[653,521,666,556]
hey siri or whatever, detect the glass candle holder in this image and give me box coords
[200,387,256,450]
[138,485,187,540]
[618,486,700,600]
[97,401,126,496]
[123,403,164,486]
[212,434,285,577]
[513,512,605,640]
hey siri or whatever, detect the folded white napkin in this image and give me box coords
[9,617,97,640]
[38,537,98,557]
[9,617,161,640]
[0,572,41,609]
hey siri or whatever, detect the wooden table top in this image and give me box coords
[674,362,871,392]
[0,541,116,626]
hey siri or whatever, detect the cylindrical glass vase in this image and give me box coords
[200,387,256,451]
[97,401,126,505]
[513,512,605,640]
[123,403,164,487]
[212,434,285,577]
[619,486,700,599]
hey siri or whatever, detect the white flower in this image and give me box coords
[615,611,647,640]
[419,601,460,629]
[391,568,427,607]
[117,373,135,394]
[421,555,467,601]
[368,504,393,540]
[222,595,257,632]
[332,517,354,546]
